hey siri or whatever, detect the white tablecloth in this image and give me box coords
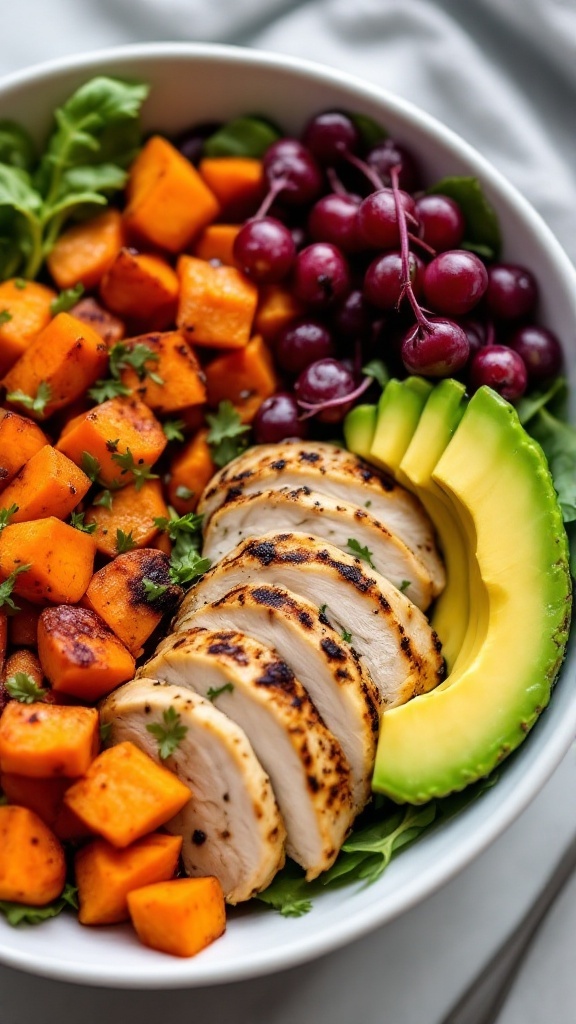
[1,3,576,1021]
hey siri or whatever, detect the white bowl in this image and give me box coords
[1,42,575,989]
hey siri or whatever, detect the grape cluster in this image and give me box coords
[180,111,563,444]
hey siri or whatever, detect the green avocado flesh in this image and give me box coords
[343,403,377,459]
[373,385,572,804]
[369,377,433,474]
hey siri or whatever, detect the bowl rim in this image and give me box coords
[0,39,576,989]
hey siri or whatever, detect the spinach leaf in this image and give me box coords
[203,116,280,158]
[426,176,501,260]
[0,121,36,171]
[349,112,387,149]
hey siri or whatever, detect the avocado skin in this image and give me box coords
[373,386,572,804]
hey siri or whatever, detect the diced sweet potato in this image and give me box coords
[0,445,91,523]
[0,279,57,375]
[84,479,169,559]
[0,773,70,829]
[0,702,99,777]
[151,530,172,557]
[56,396,167,488]
[194,224,241,267]
[3,648,44,690]
[119,331,206,414]
[254,284,304,342]
[63,741,191,847]
[177,256,257,349]
[198,157,265,219]
[8,599,42,648]
[204,334,278,423]
[47,209,124,291]
[100,249,179,331]
[0,805,66,904]
[83,549,182,657]
[0,612,7,680]
[69,297,125,347]
[38,605,136,701]
[124,135,220,252]
[167,429,215,514]
[75,833,183,925]
[1,312,108,420]
[52,803,94,842]
[0,518,95,605]
[0,411,48,491]
[127,877,226,958]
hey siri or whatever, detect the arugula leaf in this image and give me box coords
[50,282,84,315]
[69,511,96,535]
[115,529,137,554]
[0,121,36,171]
[203,116,280,158]
[256,860,313,917]
[145,706,187,760]
[516,376,567,427]
[528,407,576,523]
[162,419,186,443]
[5,672,47,704]
[206,401,250,469]
[0,883,78,927]
[362,359,389,390]
[0,564,31,611]
[346,538,376,569]
[0,504,18,532]
[206,682,234,701]
[111,449,159,490]
[6,380,51,416]
[142,577,169,603]
[426,176,501,260]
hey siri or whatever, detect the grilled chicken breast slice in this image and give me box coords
[100,678,286,903]
[139,629,354,878]
[198,440,445,594]
[173,585,379,812]
[179,533,445,707]
[203,486,436,611]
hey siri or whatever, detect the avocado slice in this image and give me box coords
[373,386,572,803]
[369,377,433,474]
[397,379,470,670]
[343,403,377,459]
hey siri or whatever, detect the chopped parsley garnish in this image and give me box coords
[89,341,162,403]
[206,400,250,468]
[146,706,187,760]
[115,529,137,554]
[80,451,102,483]
[0,564,31,611]
[319,603,327,615]
[88,378,131,403]
[346,538,376,569]
[169,549,211,587]
[154,510,203,543]
[399,580,412,593]
[111,449,159,490]
[162,419,186,443]
[50,282,84,315]
[99,721,112,744]
[5,672,47,703]
[341,629,352,643]
[142,577,169,603]
[0,504,18,532]
[69,511,96,534]
[93,489,113,511]
[206,682,234,701]
[6,381,51,416]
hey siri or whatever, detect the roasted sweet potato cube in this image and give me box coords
[0,702,99,777]
[253,284,303,342]
[1,312,108,420]
[83,549,182,656]
[56,396,167,488]
[193,224,241,267]
[0,517,95,605]
[177,256,257,349]
[0,805,66,905]
[63,741,191,847]
[3,648,44,690]
[75,833,182,925]
[0,279,57,375]
[204,334,278,423]
[119,331,206,414]
[68,297,125,347]
[0,411,48,491]
[198,157,265,219]
[167,429,215,514]
[85,479,169,558]
[127,877,226,958]
[38,605,136,701]
[100,249,179,331]
[8,599,42,647]
[0,773,70,829]
[124,135,220,252]
[0,445,91,522]
[47,209,124,291]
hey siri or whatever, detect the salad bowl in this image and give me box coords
[0,41,575,988]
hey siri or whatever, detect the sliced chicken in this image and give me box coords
[100,678,286,903]
[139,629,354,878]
[178,532,445,707]
[198,440,445,594]
[172,585,379,812]
[203,486,436,610]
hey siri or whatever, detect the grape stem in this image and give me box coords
[326,167,348,196]
[390,164,433,331]
[254,178,290,219]
[297,373,372,420]
[345,151,383,192]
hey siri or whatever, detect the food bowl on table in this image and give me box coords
[0,42,575,988]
